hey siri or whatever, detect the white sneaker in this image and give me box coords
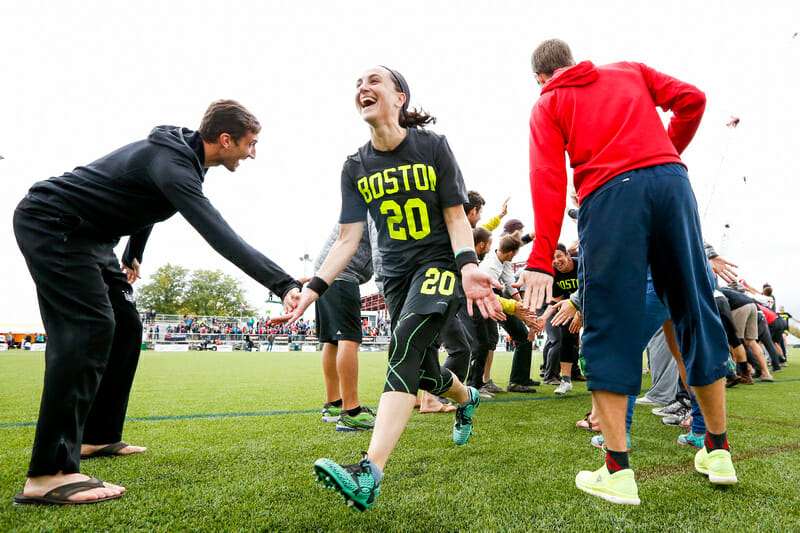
[634,396,661,406]
[554,379,573,395]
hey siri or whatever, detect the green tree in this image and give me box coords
[135,263,189,314]
[180,269,254,317]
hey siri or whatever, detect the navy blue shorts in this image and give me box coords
[578,164,730,395]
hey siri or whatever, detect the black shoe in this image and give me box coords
[522,379,541,387]
[507,382,537,393]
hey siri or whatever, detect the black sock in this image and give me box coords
[737,362,749,375]
[326,399,343,408]
[562,376,572,383]
[605,449,630,472]
[345,406,363,417]
[705,431,729,451]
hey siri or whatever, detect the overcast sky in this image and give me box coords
[1,1,798,327]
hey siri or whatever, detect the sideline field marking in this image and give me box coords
[0,393,593,429]
[2,377,797,429]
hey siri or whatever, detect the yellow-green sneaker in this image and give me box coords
[575,465,640,505]
[336,407,376,432]
[321,404,342,423]
[695,447,737,484]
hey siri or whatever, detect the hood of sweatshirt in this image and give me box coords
[541,60,599,94]
[148,125,205,178]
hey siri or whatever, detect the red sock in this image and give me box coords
[705,431,729,451]
[605,450,629,473]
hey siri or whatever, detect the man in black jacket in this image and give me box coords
[12,100,301,505]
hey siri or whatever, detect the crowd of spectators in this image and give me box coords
[2,333,46,349]
[139,310,392,345]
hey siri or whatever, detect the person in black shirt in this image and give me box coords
[12,100,301,506]
[287,66,501,511]
[541,244,581,393]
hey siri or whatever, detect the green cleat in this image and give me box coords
[314,457,380,511]
[321,404,342,423]
[695,447,737,484]
[336,407,376,432]
[453,386,480,446]
[575,464,641,505]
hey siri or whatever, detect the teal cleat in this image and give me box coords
[453,386,480,446]
[314,456,380,512]
[677,431,705,449]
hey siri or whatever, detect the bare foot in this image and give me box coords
[419,391,456,413]
[24,472,125,502]
[81,442,147,456]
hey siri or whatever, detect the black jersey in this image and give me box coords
[552,258,580,299]
[339,128,467,278]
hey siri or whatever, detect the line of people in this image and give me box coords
[13,37,795,513]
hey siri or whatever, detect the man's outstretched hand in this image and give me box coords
[285,287,319,324]
[515,269,553,311]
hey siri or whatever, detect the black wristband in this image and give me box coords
[307,276,329,297]
[455,250,479,271]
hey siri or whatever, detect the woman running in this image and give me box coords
[286,65,501,511]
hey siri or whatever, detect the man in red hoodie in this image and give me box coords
[517,39,736,505]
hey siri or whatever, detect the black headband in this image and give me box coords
[379,65,410,113]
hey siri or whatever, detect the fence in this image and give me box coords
[145,332,392,352]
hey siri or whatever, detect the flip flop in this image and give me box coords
[575,412,601,432]
[81,441,132,459]
[13,477,124,506]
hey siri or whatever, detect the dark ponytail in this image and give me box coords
[400,108,436,129]
[381,65,437,129]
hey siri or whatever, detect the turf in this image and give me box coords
[1,348,798,532]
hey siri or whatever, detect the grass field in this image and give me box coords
[1,348,799,532]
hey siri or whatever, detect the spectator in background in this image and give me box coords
[540,244,583,394]
[468,231,537,395]
[719,286,775,382]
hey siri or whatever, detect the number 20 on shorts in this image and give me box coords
[420,268,456,296]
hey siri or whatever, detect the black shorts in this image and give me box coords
[383,264,463,328]
[769,318,786,344]
[381,264,463,395]
[315,279,362,344]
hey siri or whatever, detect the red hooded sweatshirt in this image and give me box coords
[526,60,706,275]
